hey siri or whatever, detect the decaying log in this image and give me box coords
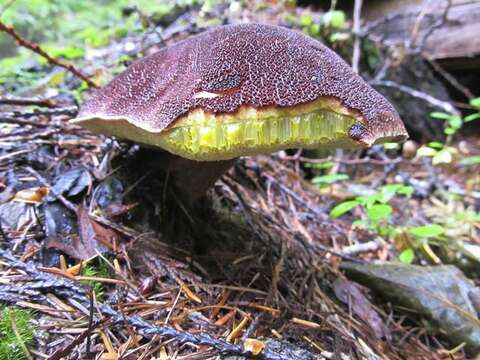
[357,0,480,140]
[363,0,480,64]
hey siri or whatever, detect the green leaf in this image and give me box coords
[309,23,321,36]
[447,116,462,128]
[417,146,437,157]
[377,184,413,202]
[304,161,335,169]
[356,194,381,208]
[430,112,453,120]
[470,97,480,109]
[378,224,397,237]
[46,45,85,59]
[352,219,368,228]
[428,141,444,149]
[432,148,453,165]
[329,32,349,42]
[48,71,66,87]
[323,10,346,29]
[397,185,414,197]
[379,184,402,203]
[464,113,480,122]
[366,204,393,222]
[300,15,313,26]
[330,200,360,219]
[383,142,399,150]
[312,173,349,185]
[459,156,480,166]
[408,224,444,238]
[444,127,456,136]
[399,248,415,264]
[357,194,381,209]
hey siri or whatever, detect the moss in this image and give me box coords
[0,307,36,360]
[81,259,111,301]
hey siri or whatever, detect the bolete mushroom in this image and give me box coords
[73,23,407,202]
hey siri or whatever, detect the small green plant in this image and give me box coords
[399,224,446,264]
[330,183,414,237]
[459,155,480,166]
[81,260,111,301]
[290,8,348,40]
[305,161,335,170]
[398,247,415,264]
[329,184,452,264]
[417,141,457,165]
[307,161,350,188]
[323,10,346,29]
[297,14,321,37]
[430,97,480,137]
[0,307,36,360]
[312,173,349,187]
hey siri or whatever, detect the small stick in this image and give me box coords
[0,97,57,108]
[46,318,106,360]
[85,290,94,359]
[0,106,78,119]
[0,116,51,128]
[0,20,98,88]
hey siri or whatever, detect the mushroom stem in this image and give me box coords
[165,154,236,204]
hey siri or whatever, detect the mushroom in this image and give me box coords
[73,23,407,203]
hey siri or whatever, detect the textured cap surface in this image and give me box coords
[76,23,407,145]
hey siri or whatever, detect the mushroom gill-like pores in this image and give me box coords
[73,23,408,202]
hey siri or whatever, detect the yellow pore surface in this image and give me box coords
[158,99,361,160]
[75,98,364,161]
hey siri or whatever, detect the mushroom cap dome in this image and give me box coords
[74,23,407,160]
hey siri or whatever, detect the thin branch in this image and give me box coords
[409,1,431,48]
[46,318,104,360]
[370,79,460,115]
[341,239,383,256]
[0,106,78,119]
[85,290,94,358]
[0,116,51,128]
[0,97,57,108]
[0,20,98,88]
[351,0,363,73]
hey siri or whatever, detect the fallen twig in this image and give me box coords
[0,116,51,128]
[0,97,57,108]
[0,106,78,119]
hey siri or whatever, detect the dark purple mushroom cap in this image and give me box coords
[73,23,407,161]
